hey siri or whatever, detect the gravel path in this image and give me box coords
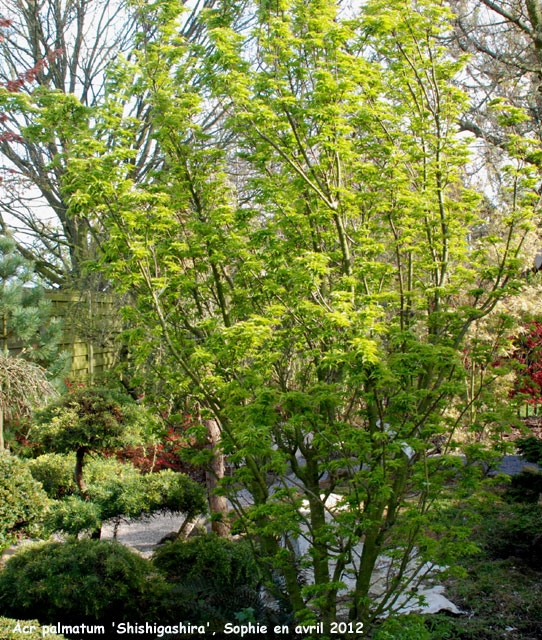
[101,513,190,557]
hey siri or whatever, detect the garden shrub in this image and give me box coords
[30,450,207,538]
[153,533,258,587]
[84,465,206,530]
[32,386,155,454]
[0,453,48,550]
[372,615,431,640]
[478,502,542,566]
[505,466,542,504]
[0,617,66,640]
[0,539,165,625]
[141,468,207,518]
[516,435,542,466]
[31,386,161,494]
[153,534,262,623]
[44,497,102,537]
[28,453,76,499]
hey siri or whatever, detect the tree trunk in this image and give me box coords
[74,447,88,496]
[204,419,230,536]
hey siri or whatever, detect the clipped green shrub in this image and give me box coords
[0,539,164,625]
[44,497,101,537]
[154,533,258,588]
[28,453,76,499]
[31,386,160,495]
[153,534,262,624]
[141,469,207,518]
[32,450,207,538]
[0,617,66,640]
[0,453,48,550]
[85,457,142,522]
[32,386,155,454]
[83,465,206,532]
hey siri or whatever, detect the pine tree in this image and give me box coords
[0,234,67,448]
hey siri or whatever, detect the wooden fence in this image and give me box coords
[8,291,120,383]
[47,291,120,382]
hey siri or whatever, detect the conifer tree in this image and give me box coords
[0,234,66,448]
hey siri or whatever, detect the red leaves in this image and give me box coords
[111,421,193,473]
[511,322,542,405]
[0,131,23,143]
[1,47,63,93]
[63,379,85,393]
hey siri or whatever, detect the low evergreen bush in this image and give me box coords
[0,539,164,626]
[516,435,542,466]
[30,453,207,538]
[505,466,542,504]
[0,453,48,550]
[153,534,262,624]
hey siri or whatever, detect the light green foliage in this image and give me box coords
[47,0,540,628]
[372,615,431,640]
[84,464,207,526]
[44,496,102,537]
[33,386,153,454]
[31,386,160,495]
[0,453,49,550]
[135,468,207,518]
[31,452,206,536]
[28,453,76,499]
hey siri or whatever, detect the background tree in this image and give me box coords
[451,0,542,149]
[0,234,64,448]
[59,0,540,630]
[0,0,238,288]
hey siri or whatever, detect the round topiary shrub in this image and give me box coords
[153,533,258,588]
[32,386,158,495]
[0,539,165,625]
[0,453,49,550]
